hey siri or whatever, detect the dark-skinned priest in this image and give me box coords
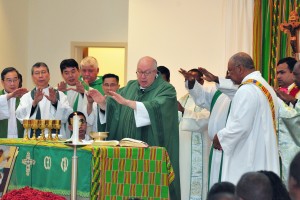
[87,56,180,200]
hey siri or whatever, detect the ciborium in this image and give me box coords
[53,120,61,141]
[23,119,31,141]
[38,120,46,141]
[30,120,39,140]
[45,120,53,140]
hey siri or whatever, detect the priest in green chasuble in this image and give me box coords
[87,56,180,200]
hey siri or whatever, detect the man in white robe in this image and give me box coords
[179,68,236,190]
[58,59,91,139]
[16,62,73,138]
[212,52,280,184]
[178,69,210,200]
[0,67,27,138]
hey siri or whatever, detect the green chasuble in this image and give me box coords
[106,75,181,200]
[0,90,24,138]
[79,76,104,95]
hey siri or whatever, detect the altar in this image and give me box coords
[0,139,174,200]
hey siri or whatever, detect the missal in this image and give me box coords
[119,138,149,148]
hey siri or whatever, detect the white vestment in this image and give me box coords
[64,88,91,139]
[218,71,280,184]
[16,87,73,138]
[0,93,18,138]
[278,99,300,185]
[189,80,233,189]
[178,93,210,200]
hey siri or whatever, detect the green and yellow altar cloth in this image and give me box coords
[91,146,174,200]
[0,139,92,198]
[0,139,174,200]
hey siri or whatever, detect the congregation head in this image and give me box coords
[236,171,272,200]
[289,152,300,200]
[136,56,158,88]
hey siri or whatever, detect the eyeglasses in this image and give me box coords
[136,70,156,77]
[4,78,19,83]
[33,71,48,76]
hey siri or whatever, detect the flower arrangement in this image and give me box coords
[2,186,66,200]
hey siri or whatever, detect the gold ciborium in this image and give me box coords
[30,120,39,140]
[23,119,31,141]
[52,120,61,141]
[45,120,53,140]
[38,120,46,141]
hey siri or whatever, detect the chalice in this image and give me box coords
[30,120,39,140]
[45,120,53,140]
[23,119,31,141]
[38,120,46,141]
[53,120,61,141]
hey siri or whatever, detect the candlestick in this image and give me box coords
[72,113,79,144]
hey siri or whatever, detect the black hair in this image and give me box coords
[102,73,119,83]
[277,57,297,72]
[67,111,86,125]
[290,152,300,188]
[207,181,235,199]
[60,59,79,74]
[157,66,170,81]
[31,62,49,75]
[258,170,291,200]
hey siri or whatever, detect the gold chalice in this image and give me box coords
[30,120,39,140]
[45,120,53,140]
[38,120,46,141]
[53,120,61,141]
[23,119,31,141]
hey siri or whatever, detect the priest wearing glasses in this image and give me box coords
[87,56,180,200]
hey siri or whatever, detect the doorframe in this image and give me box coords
[71,42,128,83]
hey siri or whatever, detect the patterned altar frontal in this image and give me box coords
[91,146,174,200]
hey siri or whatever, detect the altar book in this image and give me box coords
[119,138,149,148]
[0,145,18,197]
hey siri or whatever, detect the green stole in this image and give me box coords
[207,90,231,188]
[79,76,104,95]
[0,90,24,138]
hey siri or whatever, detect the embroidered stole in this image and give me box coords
[0,90,23,138]
[240,79,276,136]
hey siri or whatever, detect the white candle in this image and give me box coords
[72,114,79,144]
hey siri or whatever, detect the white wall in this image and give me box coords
[127,0,226,98]
[0,0,29,87]
[26,0,128,89]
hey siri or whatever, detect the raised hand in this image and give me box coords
[7,88,28,99]
[44,87,58,105]
[57,81,68,92]
[87,89,106,109]
[198,67,219,83]
[32,88,44,107]
[178,68,195,81]
[275,88,297,105]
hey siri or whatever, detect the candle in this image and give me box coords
[72,114,79,144]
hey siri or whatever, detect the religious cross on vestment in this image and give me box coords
[280,10,300,60]
[22,152,36,176]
